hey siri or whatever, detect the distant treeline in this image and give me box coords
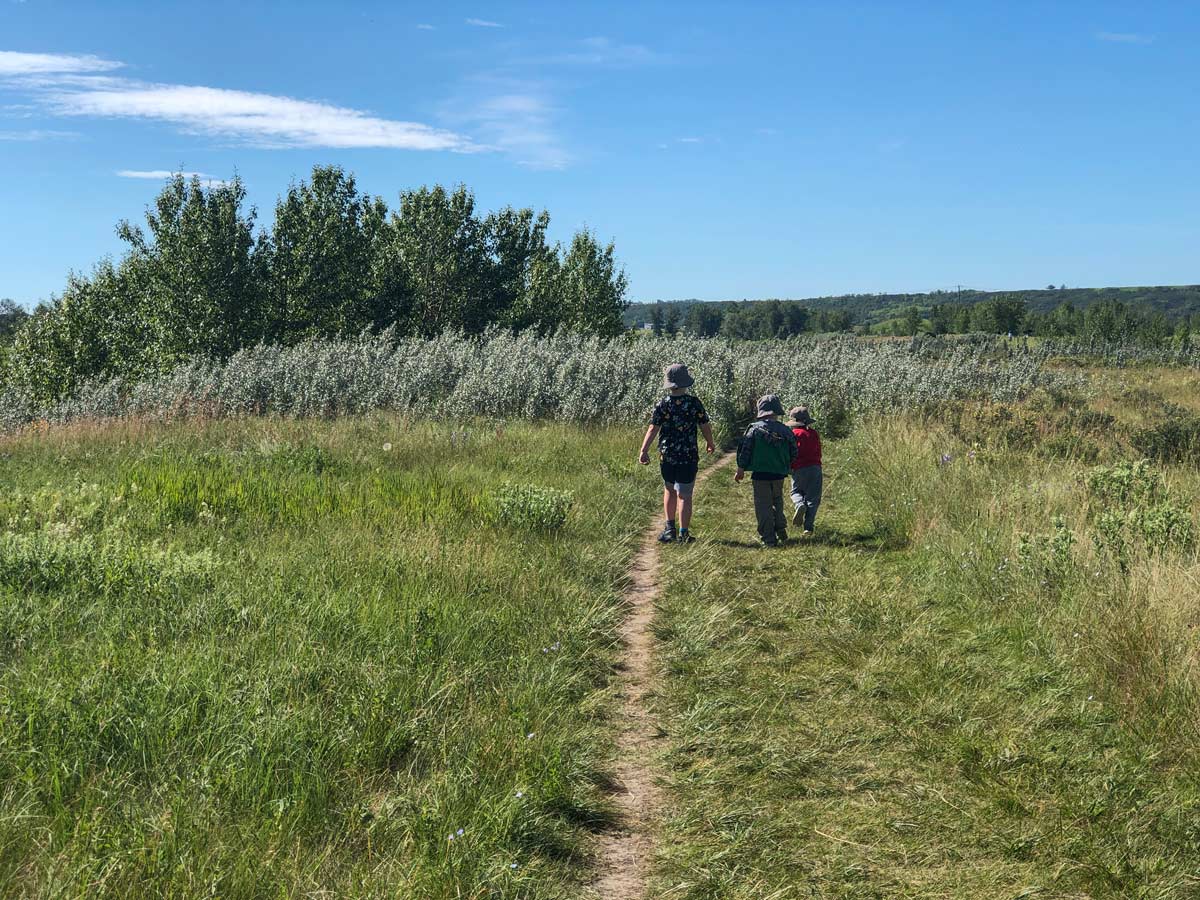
[1,166,628,404]
[630,284,1200,343]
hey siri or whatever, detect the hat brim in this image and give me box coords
[663,376,695,389]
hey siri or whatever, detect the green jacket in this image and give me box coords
[736,419,797,475]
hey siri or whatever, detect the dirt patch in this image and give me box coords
[591,455,732,899]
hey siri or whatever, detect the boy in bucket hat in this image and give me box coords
[734,394,798,546]
[638,363,716,543]
[787,406,823,536]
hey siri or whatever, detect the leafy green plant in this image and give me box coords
[488,483,574,530]
[1085,460,1194,566]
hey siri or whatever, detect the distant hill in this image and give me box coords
[625,285,1200,329]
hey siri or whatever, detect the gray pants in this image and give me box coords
[752,478,788,544]
[790,465,823,532]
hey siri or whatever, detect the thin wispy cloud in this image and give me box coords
[0,49,481,152]
[0,50,122,75]
[117,169,229,186]
[1095,31,1153,44]
[0,128,80,140]
[118,168,206,179]
[416,23,435,30]
[677,136,703,143]
[466,17,503,28]
[441,77,568,169]
[52,83,477,150]
[534,36,666,67]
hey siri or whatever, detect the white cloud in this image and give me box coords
[0,50,122,75]
[677,136,703,143]
[416,23,435,30]
[466,17,503,27]
[49,82,476,150]
[538,37,665,67]
[0,127,80,140]
[117,169,229,186]
[1,47,479,152]
[118,168,204,179]
[1095,31,1153,44]
[441,78,568,169]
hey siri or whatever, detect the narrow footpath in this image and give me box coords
[591,455,732,900]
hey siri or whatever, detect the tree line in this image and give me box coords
[1,166,628,403]
[890,296,1197,345]
[644,299,855,339]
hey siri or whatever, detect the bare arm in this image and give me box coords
[701,422,715,454]
[639,425,659,464]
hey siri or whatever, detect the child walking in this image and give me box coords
[734,394,798,546]
[639,363,716,543]
[787,406,823,536]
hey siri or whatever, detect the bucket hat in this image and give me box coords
[787,406,814,426]
[755,394,785,418]
[662,363,695,390]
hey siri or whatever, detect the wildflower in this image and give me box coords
[383,442,393,452]
[510,863,518,870]
[939,453,954,466]
[457,828,464,836]
[526,732,535,739]
[515,790,524,799]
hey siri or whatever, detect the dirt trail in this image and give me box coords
[591,455,732,900]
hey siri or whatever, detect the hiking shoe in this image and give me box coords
[657,523,677,543]
[760,538,779,548]
[802,530,815,539]
[677,530,695,543]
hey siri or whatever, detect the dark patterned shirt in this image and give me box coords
[650,394,710,464]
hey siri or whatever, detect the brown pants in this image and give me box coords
[752,478,788,544]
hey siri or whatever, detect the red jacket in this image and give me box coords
[791,426,822,468]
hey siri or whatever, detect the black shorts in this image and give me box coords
[660,460,699,495]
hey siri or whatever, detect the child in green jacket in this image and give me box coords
[734,394,798,546]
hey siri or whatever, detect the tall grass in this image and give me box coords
[0,417,663,898]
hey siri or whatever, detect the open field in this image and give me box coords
[0,362,1198,898]
[654,414,1200,898]
[0,418,666,897]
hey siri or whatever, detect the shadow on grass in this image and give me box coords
[810,522,908,552]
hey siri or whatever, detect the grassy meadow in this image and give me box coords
[0,417,669,898]
[653,374,1200,898]
[0,360,1198,898]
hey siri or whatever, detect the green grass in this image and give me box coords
[0,416,661,898]
[653,419,1200,898]
[5,377,1200,898]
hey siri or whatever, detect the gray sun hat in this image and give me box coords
[787,406,814,426]
[662,363,695,390]
[755,394,785,418]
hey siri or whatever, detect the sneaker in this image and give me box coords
[657,523,677,543]
[677,530,695,543]
[760,538,779,548]
[777,531,789,543]
[802,530,814,539]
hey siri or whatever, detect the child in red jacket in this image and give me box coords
[787,406,823,535]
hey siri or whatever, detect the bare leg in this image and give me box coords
[679,495,694,529]
[663,487,678,523]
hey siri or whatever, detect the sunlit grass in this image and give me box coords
[0,416,654,898]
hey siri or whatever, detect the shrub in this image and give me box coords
[488,483,573,530]
[1131,416,1200,465]
[0,530,217,596]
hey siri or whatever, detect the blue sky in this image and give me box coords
[2,1,1197,305]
